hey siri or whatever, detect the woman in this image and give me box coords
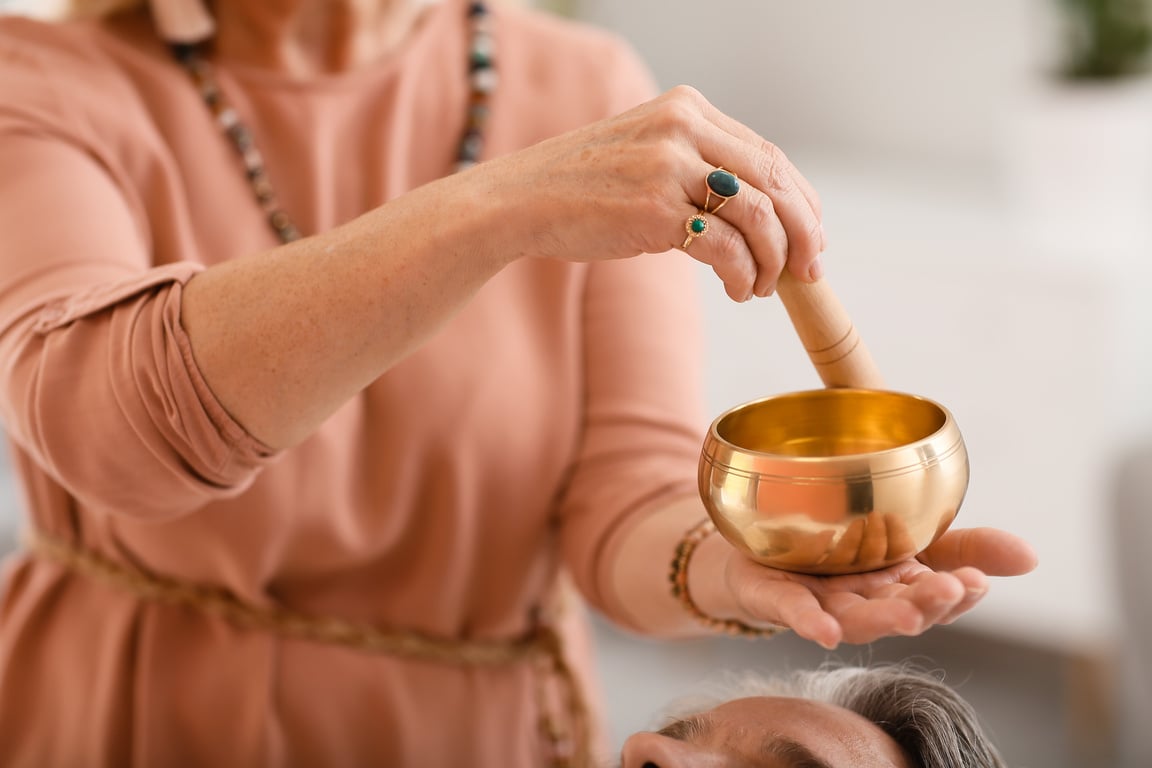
[0,0,1036,765]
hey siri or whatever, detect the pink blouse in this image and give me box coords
[0,2,705,765]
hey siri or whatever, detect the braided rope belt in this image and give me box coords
[26,530,592,767]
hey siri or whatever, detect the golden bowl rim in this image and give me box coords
[703,387,962,464]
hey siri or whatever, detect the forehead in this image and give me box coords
[698,696,912,768]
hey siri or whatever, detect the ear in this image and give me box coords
[148,0,214,43]
[619,731,726,767]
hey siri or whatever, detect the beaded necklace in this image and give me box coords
[170,1,495,244]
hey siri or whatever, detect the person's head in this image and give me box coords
[619,663,1006,768]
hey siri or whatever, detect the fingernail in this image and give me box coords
[808,256,824,282]
[819,224,827,251]
[967,586,988,599]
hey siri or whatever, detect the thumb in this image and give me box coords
[917,528,1038,576]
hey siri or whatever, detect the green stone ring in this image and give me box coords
[707,168,740,197]
[682,213,708,249]
[704,167,740,214]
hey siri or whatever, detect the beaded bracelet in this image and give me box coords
[669,519,786,638]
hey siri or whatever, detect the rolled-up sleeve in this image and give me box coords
[3,268,277,518]
[558,252,707,621]
[0,26,276,519]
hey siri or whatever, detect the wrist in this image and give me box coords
[440,164,527,272]
[686,526,742,620]
[672,519,784,638]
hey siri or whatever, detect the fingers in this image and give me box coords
[934,567,990,625]
[820,592,924,644]
[727,555,842,648]
[743,573,971,648]
[691,110,824,281]
[653,86,823,300]
[731,551,997,650]
[675,204,760,302]
[722,527,1022,650]
[790,170,824,227]
[917,527,1039,576]
[760,158,824,283]
[815,570,975,644]
[675,170,789,300]
[752,579,842,650]
[893,570,969,627]
[693,134,823,286]
[697,96,824,225]
[735,184,789,298]
[676,162,810,300]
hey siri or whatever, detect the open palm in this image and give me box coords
[725,527,1038,649]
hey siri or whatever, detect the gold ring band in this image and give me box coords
[682,212,708,250]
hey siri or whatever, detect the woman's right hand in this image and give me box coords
[177,86,822,450]
[467,85,826,302]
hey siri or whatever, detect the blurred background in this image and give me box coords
[1,0,1150,765]
[562,2,1152,766]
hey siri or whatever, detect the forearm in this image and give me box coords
[181,169,520,450]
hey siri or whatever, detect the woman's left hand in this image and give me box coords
[722,527,1038,649]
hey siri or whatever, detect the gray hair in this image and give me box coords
[654,663,1006,768]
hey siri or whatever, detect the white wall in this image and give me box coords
[580,0,1053,168]
[0,0,64,16]
[575,0,1152,653]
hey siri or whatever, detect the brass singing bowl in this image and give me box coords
[698,388,968,575]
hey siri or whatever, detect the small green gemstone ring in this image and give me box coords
[704,167,740,214]
[682,212,709,250]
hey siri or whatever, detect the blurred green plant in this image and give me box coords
[1059,0,1152,79]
